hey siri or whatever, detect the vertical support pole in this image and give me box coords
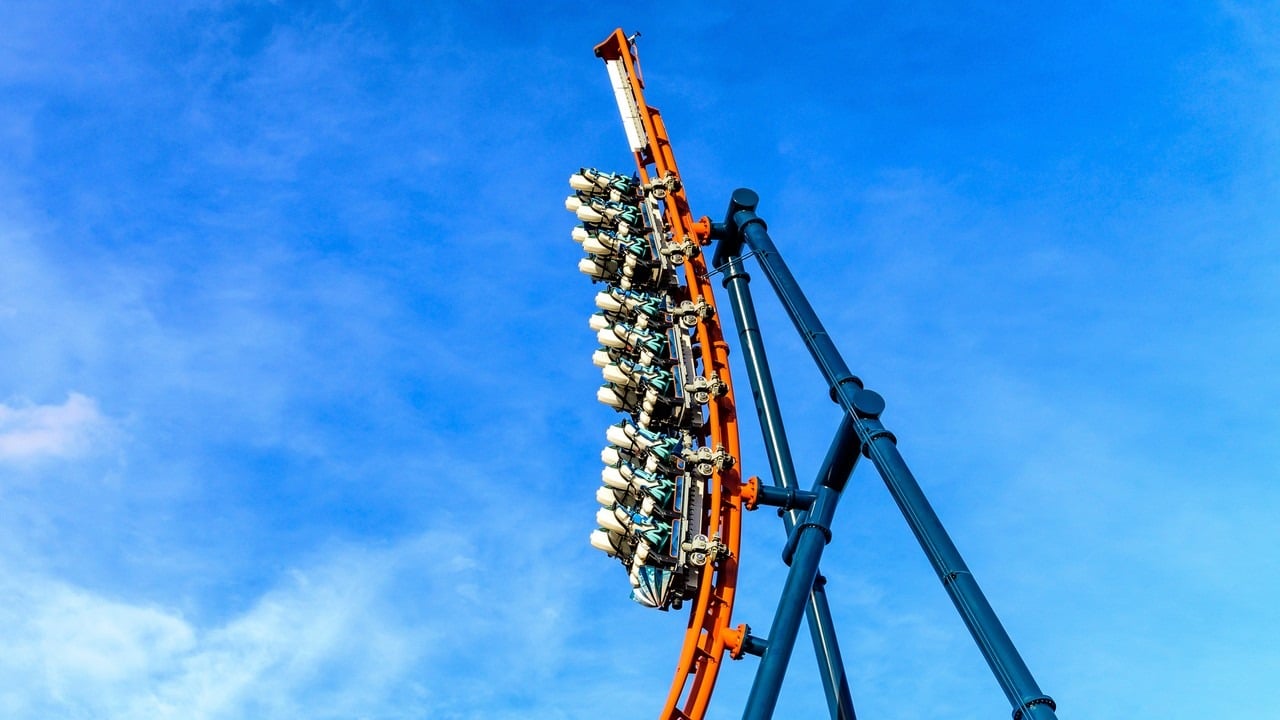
[722,255,857,720]
[743,415,862,720]
[716,188,1059,720]
[723,256,858,719]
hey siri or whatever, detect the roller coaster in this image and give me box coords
[567,29,1060,720]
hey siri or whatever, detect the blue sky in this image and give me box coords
[1,2,1277,718]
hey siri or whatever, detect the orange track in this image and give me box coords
[594,29,744,720]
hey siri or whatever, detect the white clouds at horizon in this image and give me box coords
[0,516,641,720]
[0,534,447,719]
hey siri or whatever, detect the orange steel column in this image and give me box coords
[594,29,744,720]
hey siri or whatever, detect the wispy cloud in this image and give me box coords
[0,535,443,719]
[0,514,627,720]
[0,393,112,462]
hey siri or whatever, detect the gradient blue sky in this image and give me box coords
[1,2,1277,718]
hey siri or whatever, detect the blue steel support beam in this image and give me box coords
[722,254,857,720]
[752,484,817,512]
[743,414,862,720]
[715,188,1059,720]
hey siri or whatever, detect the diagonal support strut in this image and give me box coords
[721,253,858,720]
[713,188,1059,720]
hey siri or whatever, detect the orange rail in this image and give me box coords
[594,29,745,720]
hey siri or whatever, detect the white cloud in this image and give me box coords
[0,521,605,720]
[0,536,443,720]
[0,393,111,462]
[130,549,430,720]
[0,574,193,717]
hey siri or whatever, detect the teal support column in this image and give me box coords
[714,188,1058,720]
[742,414,861,720]
[722,253,857,720]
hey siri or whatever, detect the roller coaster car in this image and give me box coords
[569,167,715,611]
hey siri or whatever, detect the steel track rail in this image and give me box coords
[594,29,744,720]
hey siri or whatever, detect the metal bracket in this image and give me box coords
[723,623,768,660]
[685,373,728,405]
[644,172,681,200]
[682,533,729,566]
[684,445,735,477]
[742,476,817,512]
[672,298,714,327]
[661,235,701,265]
